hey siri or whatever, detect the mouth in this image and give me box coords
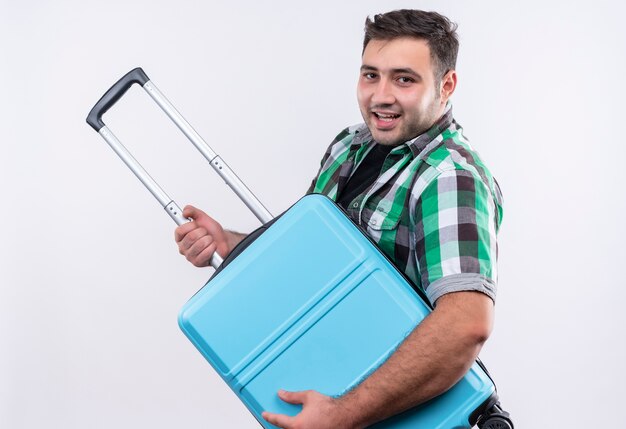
[371,111,401,129]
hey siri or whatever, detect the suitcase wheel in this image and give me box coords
[477,402,514,429]
[480,415,514,429]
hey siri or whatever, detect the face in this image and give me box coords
[357,37,456,146]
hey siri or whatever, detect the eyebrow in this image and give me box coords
[360,65,422,80]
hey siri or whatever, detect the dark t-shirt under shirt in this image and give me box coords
[336,143,394,210]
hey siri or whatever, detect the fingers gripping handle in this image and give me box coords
[87,68,150,131]
[166,202,224,269]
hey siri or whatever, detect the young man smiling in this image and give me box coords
[175,9,503,429]
[358,40,452,147]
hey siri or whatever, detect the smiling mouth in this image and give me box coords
[372,112,401,129]
[373,112,401,122]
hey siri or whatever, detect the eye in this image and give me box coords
[362,72,378,80]
[397,76,414,84]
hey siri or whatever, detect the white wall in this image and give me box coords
[1,1,624,427]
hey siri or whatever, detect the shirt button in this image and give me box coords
[370,219,377,225]
[352,202,359,208]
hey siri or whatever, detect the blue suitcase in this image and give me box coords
[87,68,512,429]
[179,193,497,428]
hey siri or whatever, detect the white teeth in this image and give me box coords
[374,112,399,121]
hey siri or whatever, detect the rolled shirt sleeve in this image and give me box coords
[414,168,500,304]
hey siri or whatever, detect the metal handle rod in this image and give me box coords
[98,125,224,269]
[143,80,274,224]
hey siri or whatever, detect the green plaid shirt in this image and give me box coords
[307,105,503,304]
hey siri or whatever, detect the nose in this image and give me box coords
[371,78,395,106]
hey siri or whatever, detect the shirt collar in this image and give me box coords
[351,102,454,158]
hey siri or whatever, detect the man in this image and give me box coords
[175,9,503,429]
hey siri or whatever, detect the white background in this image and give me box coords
[1,1,624,427]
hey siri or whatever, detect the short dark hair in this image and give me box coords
[363,9,459,82]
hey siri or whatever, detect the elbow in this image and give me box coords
[445,322,491,367]
[457,313,493,350]
[449,314,493,352]
[466,322,492,346]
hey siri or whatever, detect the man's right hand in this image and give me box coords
[174,205,231,267]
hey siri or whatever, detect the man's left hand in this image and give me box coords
[261,389,360,429]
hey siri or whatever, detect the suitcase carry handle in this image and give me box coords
[87,68,150,131]
[86,67,273,269]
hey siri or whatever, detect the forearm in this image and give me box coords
[339,292,493,428]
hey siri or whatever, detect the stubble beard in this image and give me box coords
[364,88,443,146]
[396,92,443,145]
[366,103,441,146]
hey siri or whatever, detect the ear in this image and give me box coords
[439,70,457,104]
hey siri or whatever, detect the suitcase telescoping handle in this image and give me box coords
[87,67,274,269]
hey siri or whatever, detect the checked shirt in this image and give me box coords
[307,105,503,304]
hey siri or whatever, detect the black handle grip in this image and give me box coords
[86,67,150,131]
